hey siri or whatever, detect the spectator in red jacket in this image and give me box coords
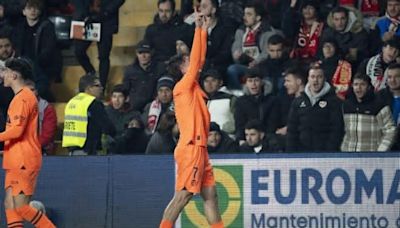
[26,79,57,155]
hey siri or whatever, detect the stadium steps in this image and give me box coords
[51,65,125,102]
[51,66,84,102]
[113,26,146,47]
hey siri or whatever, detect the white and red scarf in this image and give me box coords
[147,99,162,134]
[291,21,323,59]
[242,22,262,59]
[366,54,387,91]
[386,12,400,33]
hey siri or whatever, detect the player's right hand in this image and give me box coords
[194,6,204,28]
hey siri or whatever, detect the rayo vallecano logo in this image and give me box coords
[180,165,243,227]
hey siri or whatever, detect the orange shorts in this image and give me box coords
[4,169,39,196]
[174,144,215,194]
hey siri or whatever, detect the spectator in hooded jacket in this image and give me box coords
[341,73,396,151]
[339,0,383,31]
[286,63,344,152]
[123,40,166,112]
[144,0,193,63]
[321,6,369,66]
[25,79,57,155]
[207,122,239,153]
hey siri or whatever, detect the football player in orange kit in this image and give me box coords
[159,8,224,228]
[0,58,55,228]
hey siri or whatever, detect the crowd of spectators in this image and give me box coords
[1,0,400,155]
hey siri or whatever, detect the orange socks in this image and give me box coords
[6,209,24,228]
[211,221,224,228]
[15,205,56,228]
[160,219,174,228]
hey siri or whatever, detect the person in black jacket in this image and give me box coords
[234,68,275,145]
[321,6,369,67]
[207,122,239,153]
[144,0,193,63]
[0,30,14,150]
[123,40,166,112]
[267,66,306,151]
[256,34,290,95]
[239,119,270,153]
[71,0,125,88]
[13,0,62,101]
[286,63,344,152]
[108,116,149,154]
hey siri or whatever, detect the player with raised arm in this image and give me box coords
[159,8,224,228]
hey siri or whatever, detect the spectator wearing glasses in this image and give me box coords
[62,74,116,155]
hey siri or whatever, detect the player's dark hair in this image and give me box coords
[5,57,34,80]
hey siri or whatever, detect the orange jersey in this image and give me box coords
[0,87,42,170]
[173,28,210,147]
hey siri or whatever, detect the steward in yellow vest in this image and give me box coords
[62,93,95,148]
[62,74,116,155]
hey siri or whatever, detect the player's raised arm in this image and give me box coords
[180,8,208,86]
[199,15,210,71]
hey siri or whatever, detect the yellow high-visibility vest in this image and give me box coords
[62,93,95,148]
